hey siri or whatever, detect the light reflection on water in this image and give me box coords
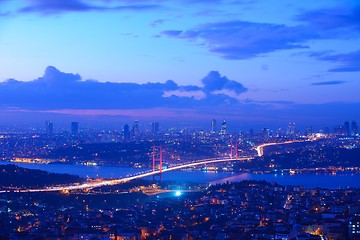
[1,162,360,189]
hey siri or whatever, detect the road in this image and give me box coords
[255,139,307,157]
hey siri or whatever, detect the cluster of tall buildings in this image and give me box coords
[211,119,227,135]
[209,119,359,139]
[122,121,160,141]
[287,122,296,136]
[45,121,79,134]
[334,121,358,136]
[45,120,161,140]
[44,119,358,139]
[45,121,53,134]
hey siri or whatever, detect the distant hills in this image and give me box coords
[0,164,84,189]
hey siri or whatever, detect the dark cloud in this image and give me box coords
[149,19,166,28]
[309,50,360,72]
[0,12,11,17]
[17,0,249,15]
[311,81,347,86]
[1,67,359,128]
[162,21,316,59]
[160,4,360,60]
[161,30,183,37]
[18,0,160,15]
[201,71,247,94]
[20,0,99,13]
[328,66,360,72]
[279,102,360,124]
[0,66,246,111]
[107,0,232,4]
[295,5,360,32]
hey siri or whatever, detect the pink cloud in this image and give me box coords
[8,108,210,119]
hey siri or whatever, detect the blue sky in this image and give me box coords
[0,0,359,130]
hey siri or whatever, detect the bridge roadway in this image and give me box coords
[255,139,308,157]
[0,157,252,193]
[1,139,308,193]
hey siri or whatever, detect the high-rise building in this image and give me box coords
[344,121,350,136]
[151,122,159,135]
[123,124,130,141]
[211,119,216,134]
[306,126,312,136]
[132,120,139,138]
[134,120,139,132]
[192,130,197,140]
[45,121,53,134]
[334,125,344,135]
[349,216,360,239]
[71,122,79,134]
[275,128,283,138]
[220,120,227,135]
[249,129,254,138]
[351,121,358,136]
[262,128,270,139]
[287,122,296,137]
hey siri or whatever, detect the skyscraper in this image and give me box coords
[71,122,79,134]
[220,120,227,135]
[45,121,53,134]
[123,124,130,141]
[306,126,313,136]
[334,125,344,135]
[249,129,254,138]
[287,122,296,137]
[151,122,159,135]
[134,120,139,132]
[262,128,270,139]
[351,121,358,136]
[133,120,139,138]
[344,121,350,136]
[211,119,216,134]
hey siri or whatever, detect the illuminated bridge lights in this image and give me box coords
[255,140,310,157]
[0,139,315,194]
[0,157,251,193]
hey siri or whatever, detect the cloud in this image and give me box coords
[294,5,360,72]
[159,4,360,60]
[295,5,360,32]
[162,20,316,59]
[201,71,247,94]
[149,19,166,28]
[17,0,160,15]
[0,66,246,111]
[163,90,206,100]
[20,0,100,13]
[311,81,347,86]
[1,67,359,128]
[309,50,360,72]
[105,0,233,4]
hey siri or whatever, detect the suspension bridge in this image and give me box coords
[0,140,304,193]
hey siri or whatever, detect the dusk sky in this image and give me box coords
[0,0,359,130]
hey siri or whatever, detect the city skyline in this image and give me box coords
[0,0,359,127]
[5,118,358,137]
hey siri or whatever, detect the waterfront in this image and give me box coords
[1,161,360,189]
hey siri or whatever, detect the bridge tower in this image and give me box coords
[152,146,163,181]
[229,139,239,159]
